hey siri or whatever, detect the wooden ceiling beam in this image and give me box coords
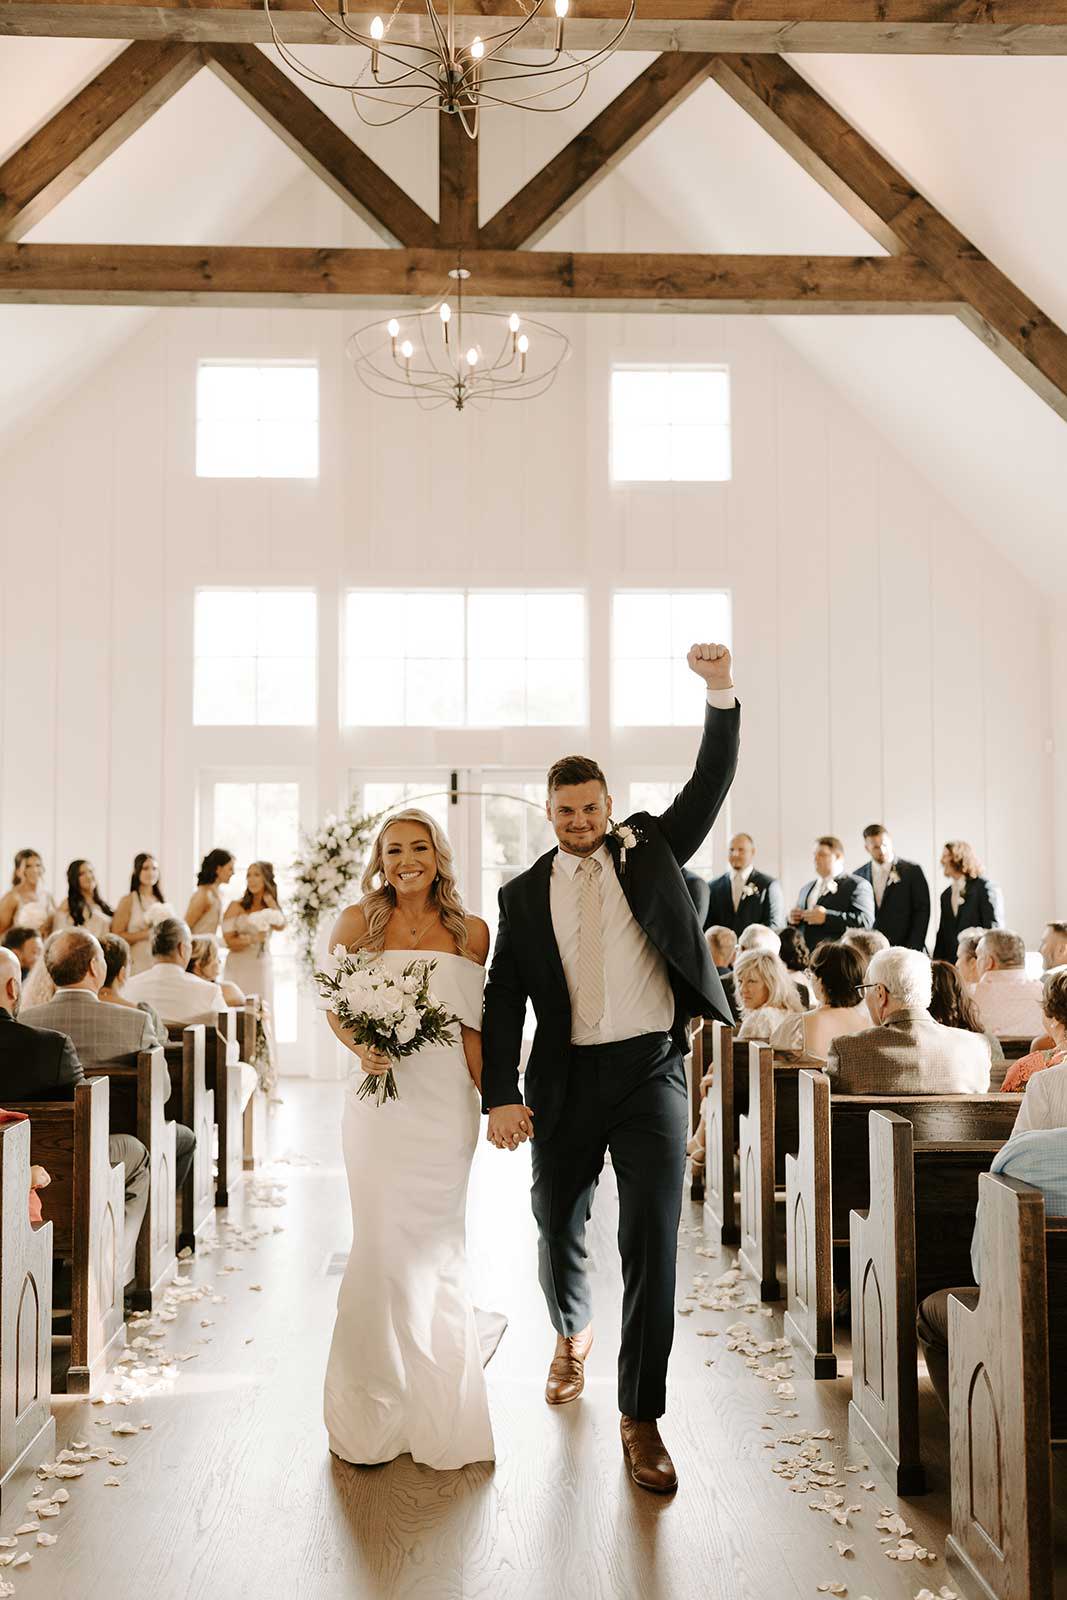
[480,53,714,251]
[709,52,1067,420]
[203,45,437,247]
[438,112,479,249]
[0,40,202,242]
[0,243,963,312]
[6,0,1067,53]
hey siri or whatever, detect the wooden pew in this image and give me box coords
[702,1022,739,1248]
[212,1011,247,1206]
[165,1025,214,1251]
[946,1173,1067,1600]
[237,995,266,1174]
[848,1110,1007,1495]
[784,1072,1019,1395]
[2,1078,125,1394]
[737,1045,804,1302]
[688,1023,707,1202]
[87,1047,177,1311]
[0,1118,55,1510]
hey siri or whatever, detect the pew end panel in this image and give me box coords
[946,1174,1056,1600]
[703,1023,738,1248]
[0,1119,55,1511]
[738,1043,779,1301]
[847,1111,925,1497]
[171,1026,214,1252]
[688,1023,706,1203]
[784,1070,836,1379]
[213,1012,246,1207]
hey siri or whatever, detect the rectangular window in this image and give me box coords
[344,591,586,727]
[612,590,732,727]
[611,366,730,483]
[481,781,557,923]
[194,589,317,726]
[627,780,716,880]
[196,362,319,479]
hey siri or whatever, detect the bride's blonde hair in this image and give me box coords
[357,809,469,956]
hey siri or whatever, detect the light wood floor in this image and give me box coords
[9,1079,1057,1599]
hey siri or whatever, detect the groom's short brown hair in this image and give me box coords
[546,755,607,794]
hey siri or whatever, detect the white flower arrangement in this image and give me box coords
[887,868,902,888]
[740,882,761,903]
[315,947,460,1106]
[245,908,286,936]
[609,820,644,873]
[290,804,385,978]
[824,880,839,898]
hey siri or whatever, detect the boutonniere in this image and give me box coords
[740,882,760,902]
[887,868,902,888]
[609,821,643,874]
[824,879,838,898]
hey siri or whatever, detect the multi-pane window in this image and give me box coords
[344,591,587,727]
[611,366,731,483]
[194,589,317,726]
[612,590,732,727]
[196,362,319,479]
[481,782,557,921]
[628,780,716,880]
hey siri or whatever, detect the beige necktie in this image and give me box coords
[576,856,605,1030]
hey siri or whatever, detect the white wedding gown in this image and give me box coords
[324,950,505,1469]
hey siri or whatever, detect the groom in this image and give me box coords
[481,641,739,1493]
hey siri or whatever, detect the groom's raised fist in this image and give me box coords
[487,1104,535,1151]
[687,642,732,691]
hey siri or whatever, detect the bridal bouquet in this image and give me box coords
[314,948,460,1106]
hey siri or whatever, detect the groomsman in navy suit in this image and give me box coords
[790,836,875,953]
[854,824,931,951]
[703,833,785,935]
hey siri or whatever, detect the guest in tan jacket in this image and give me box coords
[825,947,991,1095]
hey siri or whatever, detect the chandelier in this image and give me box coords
[263,0,637,137]
[345,267,570,410]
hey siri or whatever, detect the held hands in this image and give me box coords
[487,1104,535,1152]
[686,642,733,691]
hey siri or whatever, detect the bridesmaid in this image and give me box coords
[223,863,285,1091]
[54,860,114,938]
[0,850,56,939]
[111,853,176,976]
[185,848,236,936]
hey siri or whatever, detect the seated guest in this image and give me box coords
[737,923,780,957]
[705,926,740,1024]
[972,929,1044,1039]
[854,825,932,951]
[825,948,991,1095]
[1040,920,1067,977]
[188,936,246,1010]
[19,931,195,1194]
[682,868,711,930]
[790,836,875,954]
[841,927,890,968]
[124,918,226,1024]
[705,833,785,935]
[734,948,805,1044]
[0,947,149,1286]
[771,941,869,1058]
[97,933,166,1046]
[54,859,114,939]
[1002,971,1067,1093]
[955,927,985,991]
[2,926,43,981]
[778,925,814,1008]
[916,1125,1067,1413]
[932,840,1004,962]
[930,959,1004,1080]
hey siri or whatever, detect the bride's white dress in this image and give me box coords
[324,950,505,1470]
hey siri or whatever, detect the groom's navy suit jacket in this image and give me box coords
[481,701,740,1142]
[853,858,931,951]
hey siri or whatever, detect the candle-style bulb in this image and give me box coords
[401,339,414,359]
[508,313,520,334]
[471,35,485,59]
[466,348,479,366]
[517,333,530,354]
[387,319,399,338]
[554,0,568,16]
[370,15,384,38]
[440,303,452,323]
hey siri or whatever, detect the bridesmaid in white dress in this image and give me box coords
[111,853,176,975]
[221,861,285,1007]
[54,859,114,938]
[185,848,236,937]
[323,808,504,1470]
[0,850,56,939]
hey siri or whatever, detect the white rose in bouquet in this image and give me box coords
[314,948,461,1106]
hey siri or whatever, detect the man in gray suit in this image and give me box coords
[826,947,991,1095]
[21,929,196,1193]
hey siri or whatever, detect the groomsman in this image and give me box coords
[704,833,785,935]
[853,824,931,951]
[790,836,875,953]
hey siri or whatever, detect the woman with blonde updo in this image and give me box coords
[322,807,504,1474]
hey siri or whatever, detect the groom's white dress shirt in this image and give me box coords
[550,683,736,1047]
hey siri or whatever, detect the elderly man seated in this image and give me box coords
[0,944,150,1290]
[125,918,257,1109]
[825,947,991,1095]
[972,929,1045,1040]
[705,926,740,1024]
[124,917,226,1025]
[20,929,196,1195]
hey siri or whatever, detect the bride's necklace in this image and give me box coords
[403,908,439,949]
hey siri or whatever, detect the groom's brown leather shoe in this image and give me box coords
[545,1325,593,1405]
[620,1417,678,1493]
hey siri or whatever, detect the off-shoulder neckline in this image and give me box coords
[377,948,484,969]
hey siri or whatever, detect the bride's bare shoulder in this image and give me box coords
[329,902,368,949]
[464,915,490,967]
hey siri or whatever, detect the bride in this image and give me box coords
[323,808,504,1470]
